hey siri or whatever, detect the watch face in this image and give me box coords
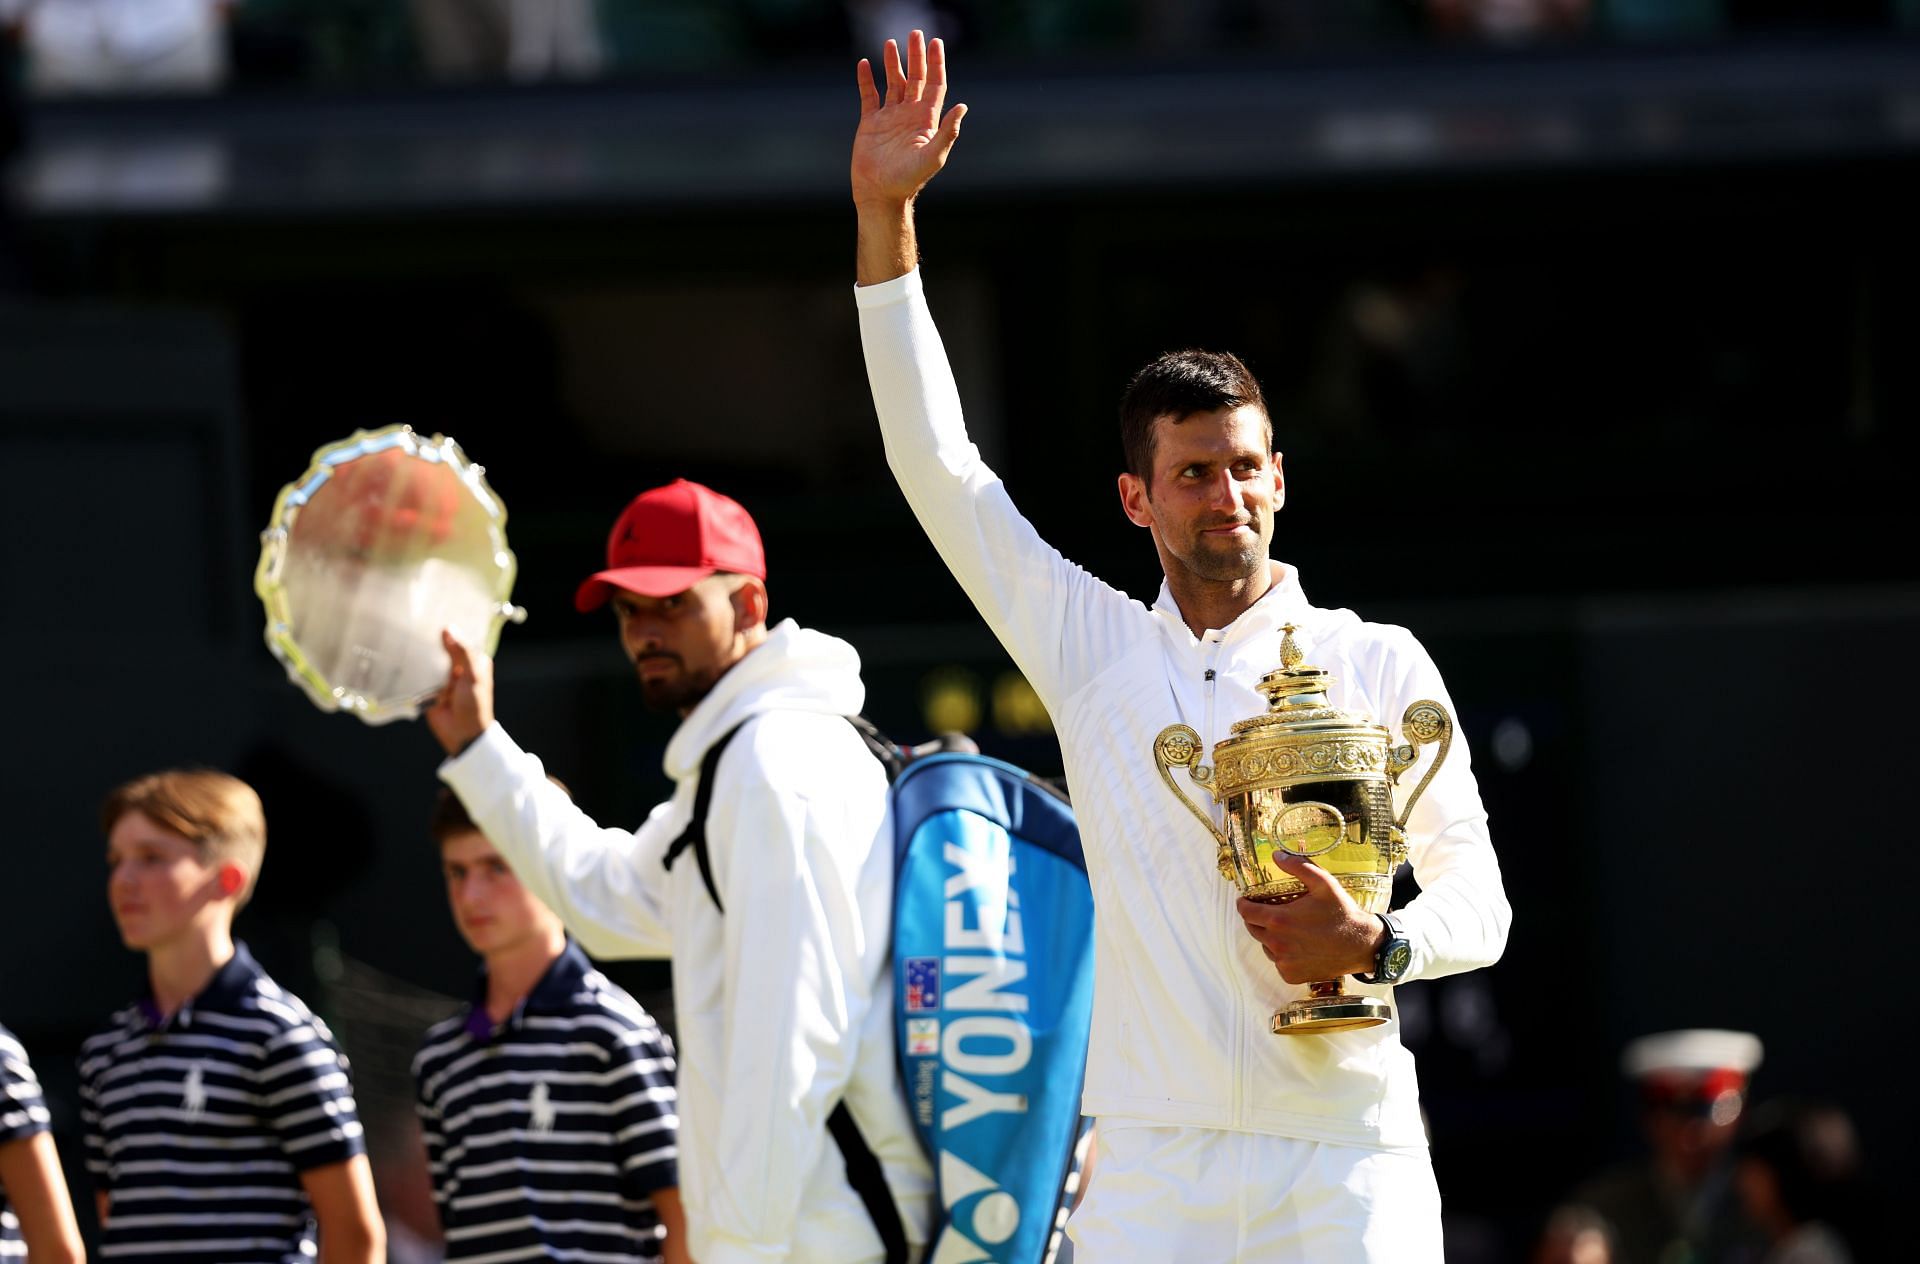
[1384,943,1413,980]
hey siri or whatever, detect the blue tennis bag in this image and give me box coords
[890,752,1096,1264]
[666,723,1095,1264]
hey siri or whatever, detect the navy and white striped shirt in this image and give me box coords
[78,943,367,1263]
[414,941,679,1262]
[1,1022,53,1260]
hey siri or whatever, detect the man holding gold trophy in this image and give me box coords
[852,32,1512,1260]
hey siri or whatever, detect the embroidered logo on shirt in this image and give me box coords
[905,957,940,1012]
[528,1081,555,1134]
[907,1018,940,1056]
[181,1063,207,1121]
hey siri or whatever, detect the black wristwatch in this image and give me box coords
[1355,912,1411,985]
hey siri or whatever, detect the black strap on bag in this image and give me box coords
[847,714,908,780]
[660,719,748,912]
[829,1100,911,1264]
[658,715,909,1264]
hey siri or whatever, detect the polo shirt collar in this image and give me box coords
[1152,559,1310,646]
[463,940,591,1041]
[136,941,262,1031]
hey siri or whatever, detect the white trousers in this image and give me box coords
[1064,1124,1444,1262]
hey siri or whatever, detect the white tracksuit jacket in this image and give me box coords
[857,268,1512,1154]
[441,620,933,1264]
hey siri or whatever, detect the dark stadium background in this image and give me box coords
[3,6,1915,1259]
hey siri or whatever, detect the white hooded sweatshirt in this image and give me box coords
[857,268,1512,1154]
[441,619,932,1264]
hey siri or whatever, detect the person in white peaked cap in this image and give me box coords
[1571,1028,1768,1263]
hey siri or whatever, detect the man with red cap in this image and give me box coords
[426,478,932,1264]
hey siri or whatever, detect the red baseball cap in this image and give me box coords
[574,479,767,612]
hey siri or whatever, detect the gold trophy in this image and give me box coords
[1153,625,1452,1035]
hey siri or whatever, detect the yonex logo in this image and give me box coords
[939,839,1031,1134]
[934,835,1032,1261]
[934,1150,1022,1262]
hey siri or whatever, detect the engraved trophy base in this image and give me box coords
[1271,982,1392,1035]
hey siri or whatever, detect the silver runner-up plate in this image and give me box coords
[254,425,524,725]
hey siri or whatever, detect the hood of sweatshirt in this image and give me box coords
[662,618,867,782]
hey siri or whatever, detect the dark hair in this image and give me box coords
[430,778,569,846]
[428,787,477,845]
[1118,349,1270,480]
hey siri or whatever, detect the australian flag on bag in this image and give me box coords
[891,752,1096,1264]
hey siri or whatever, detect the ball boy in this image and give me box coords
[413,786,686,1263]
[80,769,384,1263]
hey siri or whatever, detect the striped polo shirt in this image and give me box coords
[77,943,366,1263]
[1,1021,54,1260]
[413,940,679,1262]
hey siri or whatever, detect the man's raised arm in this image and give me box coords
[851,32,1142,710]
[430,631,673,960]
[851,30,965,286]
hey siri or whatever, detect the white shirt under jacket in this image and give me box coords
[856,268,1512,1153]
[440,620,932,1264]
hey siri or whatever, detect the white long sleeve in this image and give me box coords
[1377,636,1514,983]
[439,721,673,960]
[857,268,1143,714]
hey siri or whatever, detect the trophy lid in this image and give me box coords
[1262,624,1329,702]
[1228,624,1379,739]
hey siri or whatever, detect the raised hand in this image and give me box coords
[426,628,495,758]
[852,30,966,210]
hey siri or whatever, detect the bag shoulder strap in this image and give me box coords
[661,715,898,910]
[830,1101,909,1264]
[846,714,906,780]
[660,718,749,913]
[834,714,910,1263]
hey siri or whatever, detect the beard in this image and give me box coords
[634,655,717,713]
[1175,514,1270,582]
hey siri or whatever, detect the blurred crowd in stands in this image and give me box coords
[0,0,1916,97]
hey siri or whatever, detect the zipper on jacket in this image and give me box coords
[1201,638,1222,750]
[1201,635,1248,1127]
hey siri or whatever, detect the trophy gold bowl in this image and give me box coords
[1153,625,1452,1035]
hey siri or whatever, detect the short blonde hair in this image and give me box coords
[101,770,267,908]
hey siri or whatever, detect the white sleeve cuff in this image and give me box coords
[439,718,514,768]
[438,721,521,799]
[852,266,922,307]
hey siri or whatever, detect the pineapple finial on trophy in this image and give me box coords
[1258,624,1333,715]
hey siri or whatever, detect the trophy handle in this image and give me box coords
[1153,724,1227,847]
[1388,700,1453,830]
